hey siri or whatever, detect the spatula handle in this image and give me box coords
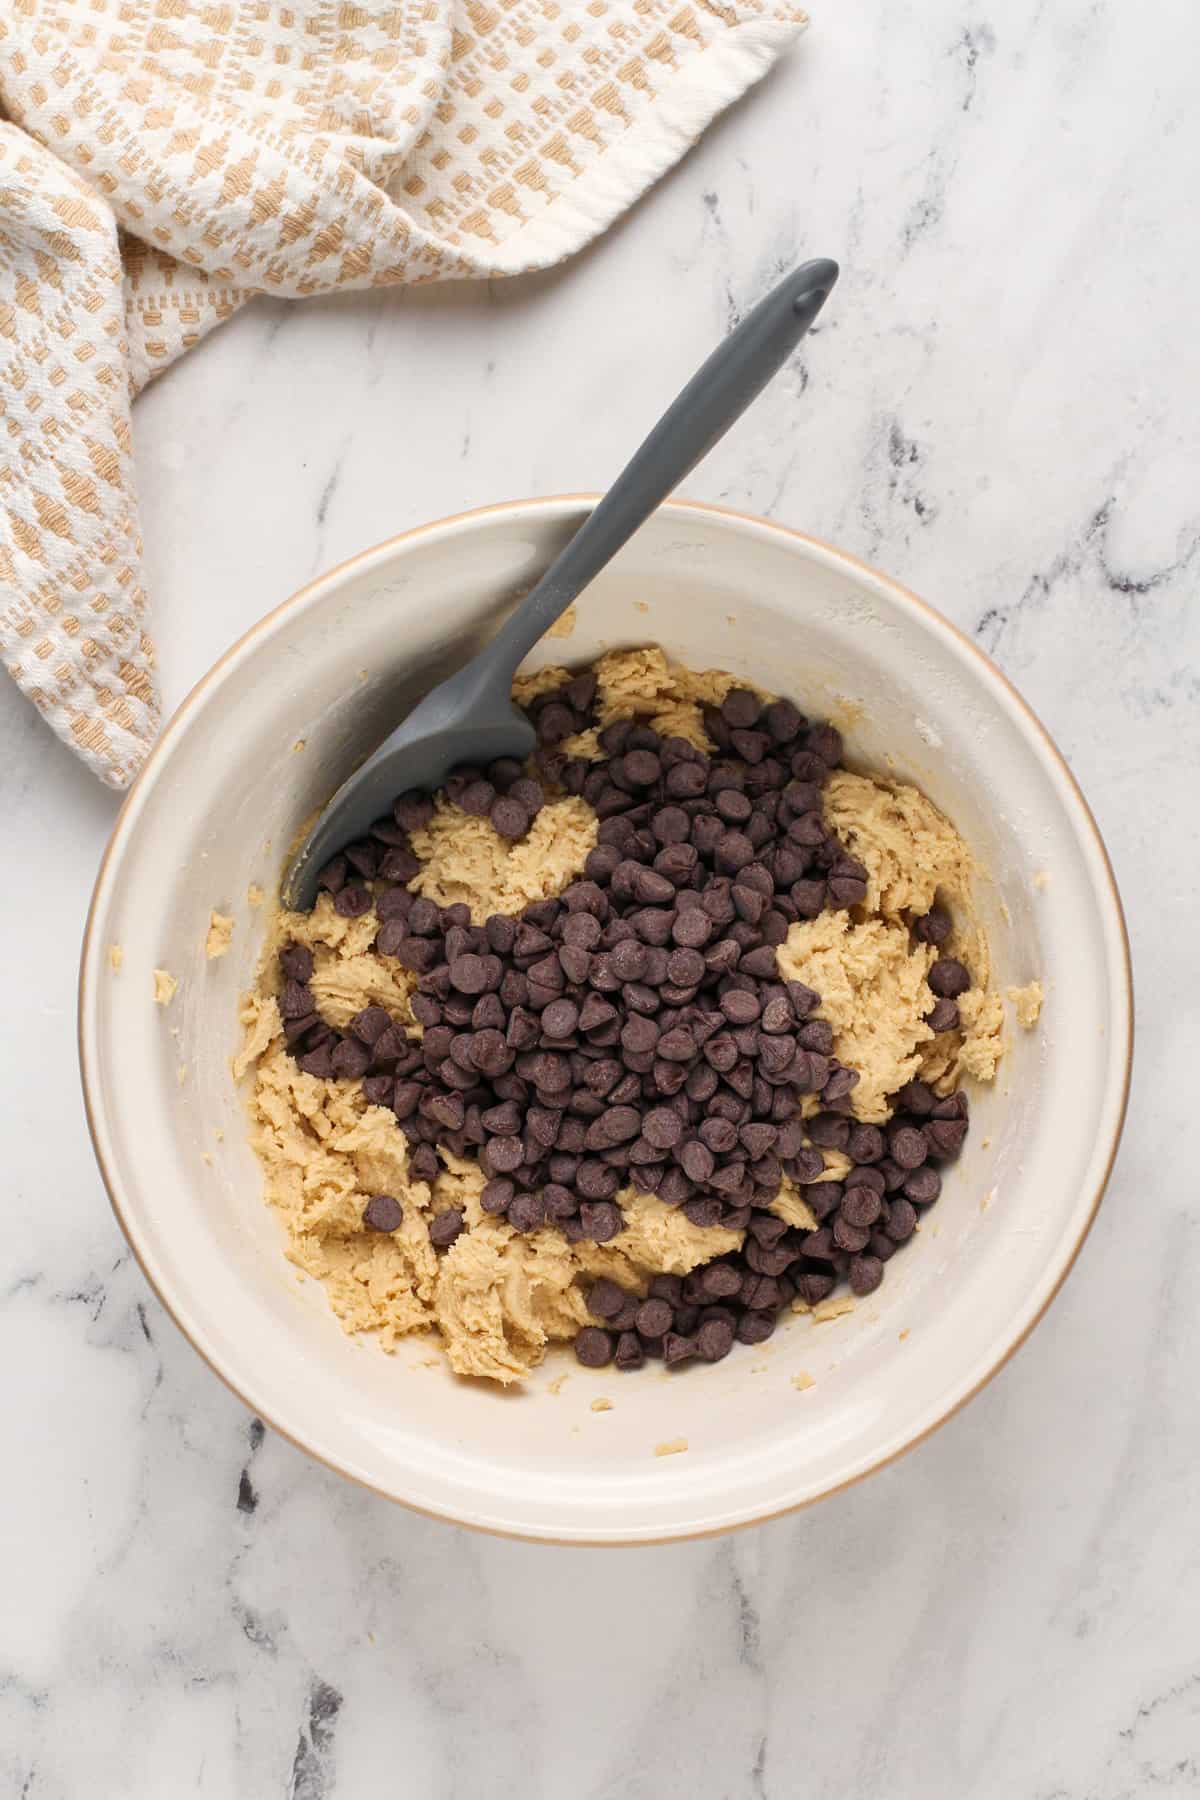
[484,257,838,677]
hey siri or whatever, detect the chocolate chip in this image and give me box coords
[281,1009,322,1046]
[645,805,688,848]
[574,1326,614,1367]
[882,1197,918,1242]
[279,943,314,983]
[904,1167,941,1206]
[478,1097,520,1135]
[425,1090,466,1131]
[508,1192,547,1232]
[455,778,494,819]
[731,727,771,765]
[610,938,648,983]
[797,1019,833,1055]
[642,1106,684,1150]
[808,1112,849,1152]
[380,846,420,883]
[679,1139,715,1183]
[542,998,580,1039]
[619,749,659,787]
[363,1194,403,1232]
[695,1317,734,1362]
[846,1123,884,1164]
[795,1271,835,1306]
[804,723,841,766]
[447,953,493,995]
[576,1159,620,1199]
[663,763,707,802]
[739,1121,777,1160]
[762,699,803,742]
[662,1331,697,1367]
[387,1080,420,1120]
[721,688,761,729]
[720,988,761,1025]
[925,1117,968,1159]
[655,844,698,888]
[714,787,753,825]
[632,1297,672,1338]
[484,1134,525,1174]
[841,1187,883,1229]
[478,1178,512,1215]
[804,1184,844,1224]
[583,1105,641,1150]
[736,1310,776,1345]
[279,978,313,1021]
[375,918,409,958]
[913,904,952,945]
[669,908,711,950]
[889,1125,929,1170]
[657,1166,694,1206]
[928,956,971,998]
[331,1038,371,1079]
[556,671,593,715]
[488,797,529,840]
[578,1200,623,1241]
[508,777,544,818]
[691,1117,732,1156]
[317,854,349,894]
[786,1050,822,1093]
[789,879,827,919]
[395,935,438,973]
[627,909,672,947]
[656,1027,696,1063]
[429,1207,465,1248]
[536,701,578,745]
[849,1253,884,1295]
[926,997,960,1033]
[585,1278,626,1321]
[349,1005,391,1045]
[334,883,372,918]
[712,830,752,875]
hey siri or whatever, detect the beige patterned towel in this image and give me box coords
[0,0,804,788]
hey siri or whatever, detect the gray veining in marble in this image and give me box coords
[3,0,1198,1793]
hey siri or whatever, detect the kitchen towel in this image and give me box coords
[0,0,804,787]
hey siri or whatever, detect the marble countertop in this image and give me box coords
[4,0,1197,1793]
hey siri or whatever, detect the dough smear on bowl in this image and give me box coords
[236,647,1038,1385]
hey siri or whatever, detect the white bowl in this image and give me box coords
[79,499,1132,1543]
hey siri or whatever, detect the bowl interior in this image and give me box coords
[80,501,1129,1541]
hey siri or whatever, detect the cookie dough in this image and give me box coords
[1008,981,1043,1028]
[245,1029,740,1380]
[408,795,597,919]
[778,770,1007,1121]
[237,647,1025,1385]
[206,911,235,959]
[514,644,760,758]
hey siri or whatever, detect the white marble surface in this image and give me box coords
[3,0,1197,1792]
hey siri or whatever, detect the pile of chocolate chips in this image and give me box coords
[575,1080,969,1368]
[277,671,974,1368]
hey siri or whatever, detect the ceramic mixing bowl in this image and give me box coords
[79,499,1132,1542]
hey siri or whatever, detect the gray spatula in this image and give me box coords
[282,257,838,910]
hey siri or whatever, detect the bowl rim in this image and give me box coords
[78,495,1134,1544]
